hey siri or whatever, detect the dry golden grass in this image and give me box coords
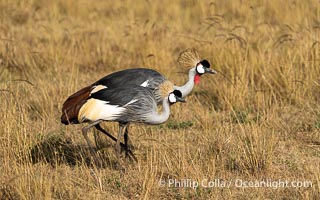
[1,0,320,199]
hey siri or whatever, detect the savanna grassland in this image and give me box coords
[1,0,320,199]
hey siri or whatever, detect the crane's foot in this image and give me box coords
[118,143,137,162]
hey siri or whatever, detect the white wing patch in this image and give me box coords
[78,98,125,122]
[140,80,149,87]
[90,85,107,94]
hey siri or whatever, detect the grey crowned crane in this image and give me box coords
[63,84,184,160]
[60,48,215,155]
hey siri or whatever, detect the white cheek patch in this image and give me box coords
[196,64,205,74]
[168,93,177,103]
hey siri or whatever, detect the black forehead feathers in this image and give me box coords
[173,90,182,98]
[200,60,210,68]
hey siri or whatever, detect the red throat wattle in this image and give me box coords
[194,74,201,84]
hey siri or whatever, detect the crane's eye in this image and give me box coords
[168,93,177,103]
[196,63,205,74]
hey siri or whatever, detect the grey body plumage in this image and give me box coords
[89,86,159,124]
[94,68,166,103]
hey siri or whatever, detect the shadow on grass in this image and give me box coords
[28,134,119,169]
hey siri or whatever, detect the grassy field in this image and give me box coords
[1,0,320,199]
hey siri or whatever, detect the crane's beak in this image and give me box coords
[177,96,186,103]
[205,68,217,74]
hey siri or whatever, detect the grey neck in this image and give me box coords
[145,98,171,125]
[174,68,197,98]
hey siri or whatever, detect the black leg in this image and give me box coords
[124,124,134,151]
[124,127,128,149]
[95,124,117,142]
[121,122,137,162]
[95,123,137,161]
[94,124,127,150]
